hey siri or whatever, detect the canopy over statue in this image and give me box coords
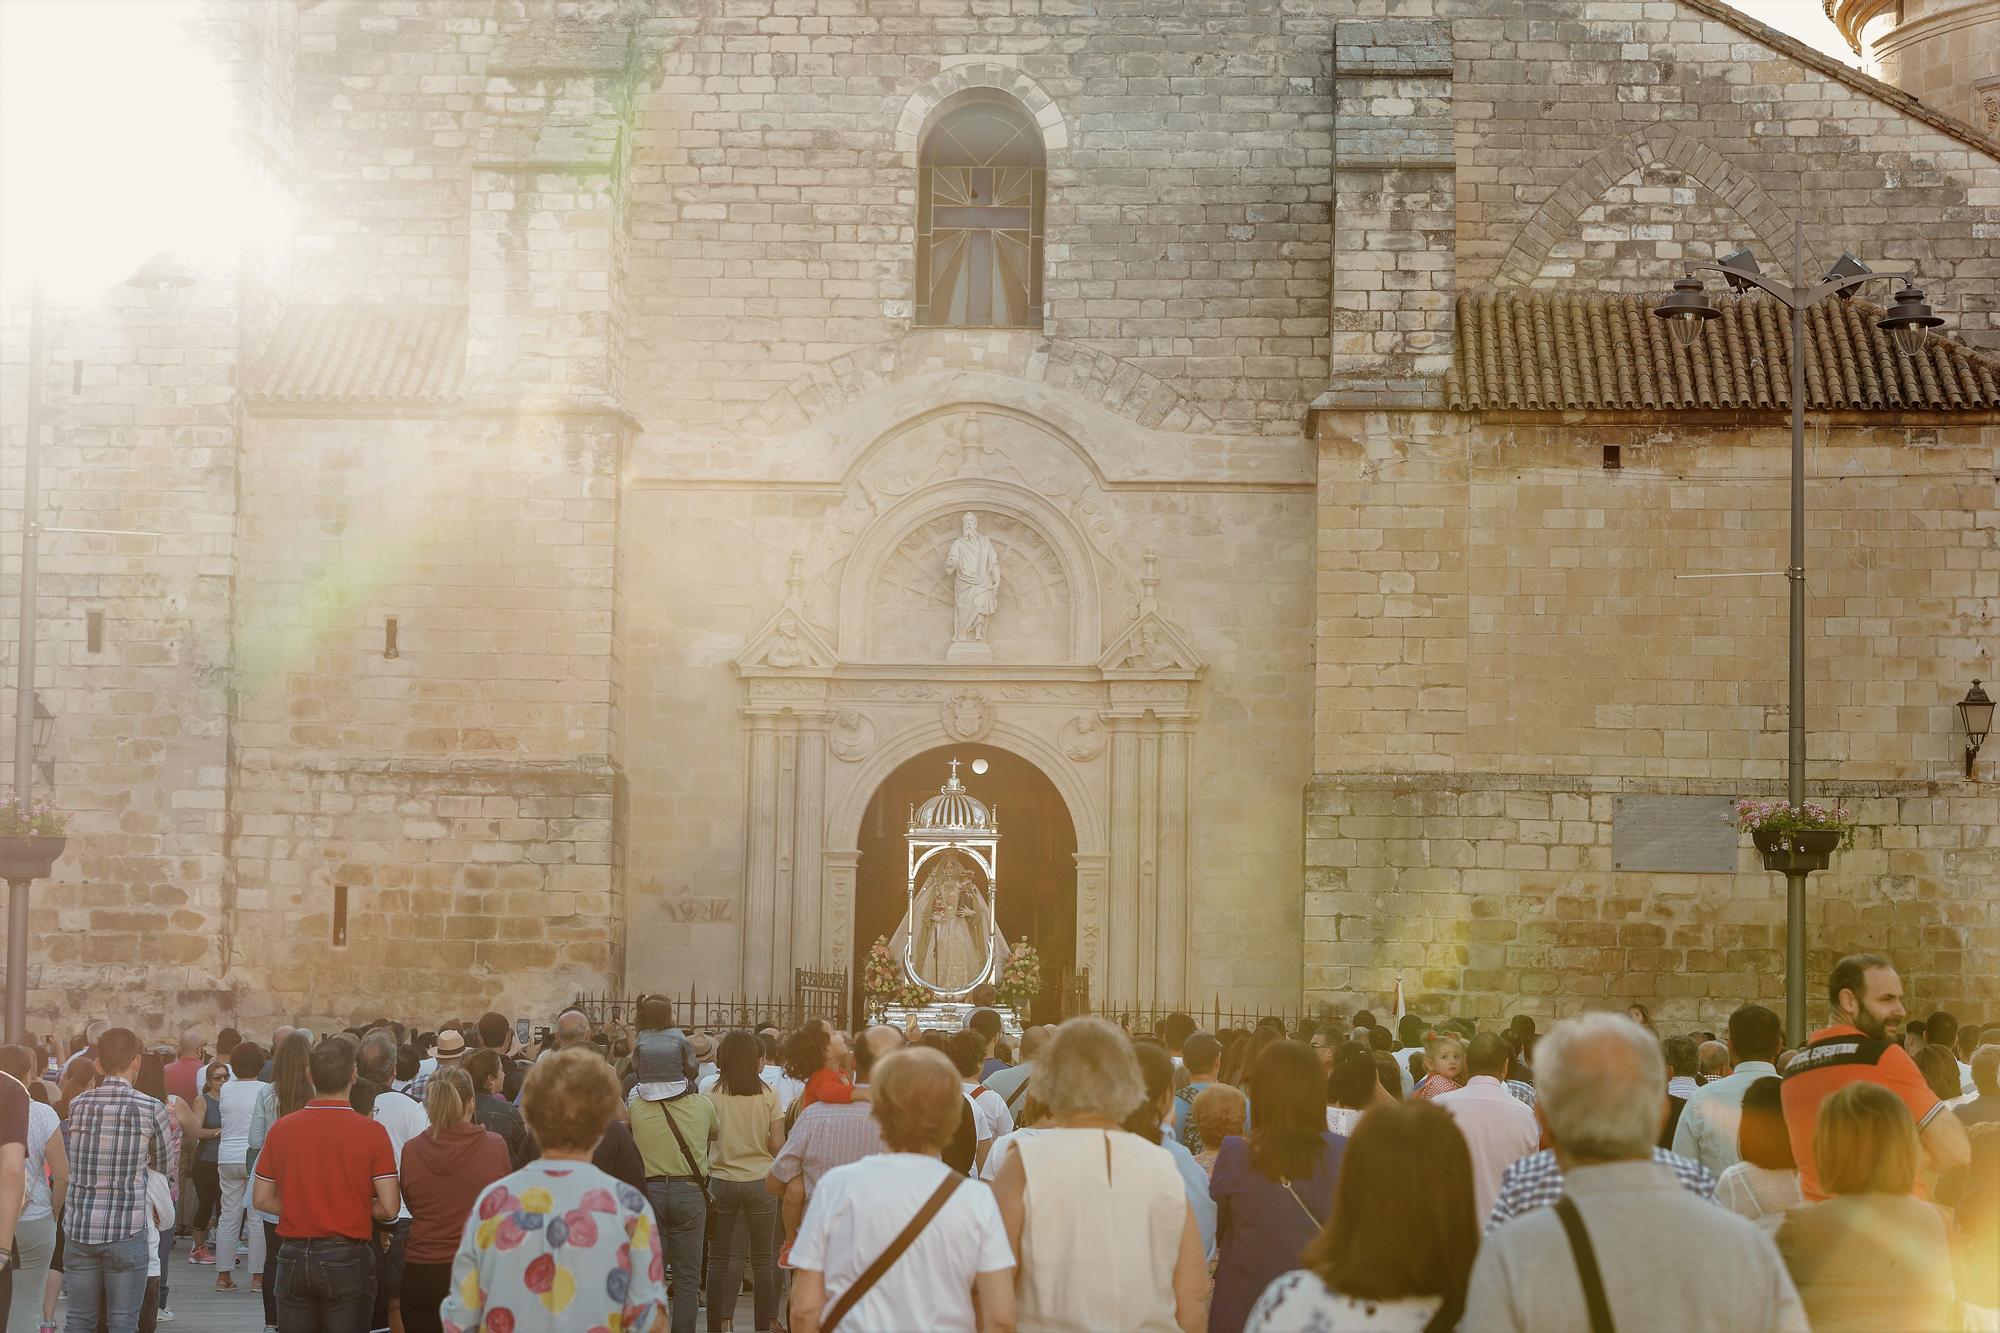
[891,758,1006,996]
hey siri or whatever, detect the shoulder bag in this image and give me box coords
[1553,1195,1616,1333]
[653,1093,712,1206]
[821,1172,964,1333]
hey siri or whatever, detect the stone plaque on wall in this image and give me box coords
[1611,795,1740,873]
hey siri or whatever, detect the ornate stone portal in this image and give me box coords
[732,406,1205,1009]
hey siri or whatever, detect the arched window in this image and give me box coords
[916,95,1045,329]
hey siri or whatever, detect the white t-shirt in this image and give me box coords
[698,1067,806,1114]
[979,1127,1047,1183]
[218,1078,265,1164]
[22,1099,60,1221]
[371,1088,430,1221]
[791,1153,1015,1333]
[962,1082,1013,1144]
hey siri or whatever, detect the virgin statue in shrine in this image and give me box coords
[891,850,1007,993]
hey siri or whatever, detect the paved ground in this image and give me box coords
[56,1233,762,1332]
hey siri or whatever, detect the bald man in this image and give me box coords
[164,1029,207,1103]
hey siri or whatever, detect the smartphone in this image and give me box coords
[515,1017,532,1049]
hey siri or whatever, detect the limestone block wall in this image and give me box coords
[0,279,242,1030]
[1310,410,1999,1018]
[228,412,623,1021]
[622,1,1335,436]
[1303,773,2000,1028]
[1446,0,2000,347]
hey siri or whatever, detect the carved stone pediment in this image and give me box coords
[735,605,839,675]
[1099,611,1202,677]
[737,550,840,676]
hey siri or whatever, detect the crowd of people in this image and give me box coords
[0,949,1993,1332]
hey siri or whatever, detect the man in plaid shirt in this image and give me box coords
[61,1027,174,1333]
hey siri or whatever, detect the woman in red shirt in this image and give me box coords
[396,1069,511,1333]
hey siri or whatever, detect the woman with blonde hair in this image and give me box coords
[1775,1081,1957,1333]
[398,1068,510,1333]
[440,1049,669,1333]
[991,1017,1208,1332]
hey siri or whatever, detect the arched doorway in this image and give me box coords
[853,743,1076,1018]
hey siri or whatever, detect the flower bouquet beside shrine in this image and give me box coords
[1731,798,1854,875]
[0,789,68,881]
[864,936,937,1014]
[995,943,1042,1012]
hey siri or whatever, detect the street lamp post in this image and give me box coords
[1654,220,1944,1046]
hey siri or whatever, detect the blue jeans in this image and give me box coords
[276,1237,375,1333]
[63,1231,150,1333]
[706,1178,778,1332]
[646,1180,707,1333]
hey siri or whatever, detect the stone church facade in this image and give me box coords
[4,0,1997,1031]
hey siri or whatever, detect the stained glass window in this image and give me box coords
[916,97,1045,329]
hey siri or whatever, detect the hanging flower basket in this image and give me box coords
[1751,827,1842,874]
[1732,799,1852,875]
[0,836,65,881]
[0,792,66,880]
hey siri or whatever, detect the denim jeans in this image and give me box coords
[705,1178,778,1331]
[262,1220,281,1328]
[276,1237,375,1333]
[62,1230,150,1333]
[646,1180,707,1333]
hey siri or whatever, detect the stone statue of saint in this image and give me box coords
[944,512,1002,645]
[763,611,807,668]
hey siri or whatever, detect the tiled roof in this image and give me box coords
[1446,289,2000,413]
[249,305,466,406]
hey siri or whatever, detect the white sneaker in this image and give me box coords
[157,1310,176,1323]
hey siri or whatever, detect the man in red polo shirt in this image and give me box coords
[253,1042,399,1333]
[1780,952,1972,1200]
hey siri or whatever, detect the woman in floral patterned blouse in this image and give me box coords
[441,1049,668,1333]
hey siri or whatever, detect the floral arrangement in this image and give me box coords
[1729,798,1856,850]
[995,943,1042,1011]
[864,936,937,1011]
[862,937,903,1000]
[0,792,66,838]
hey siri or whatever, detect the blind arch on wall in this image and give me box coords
[916,93,1045,329]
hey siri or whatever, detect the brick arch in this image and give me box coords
[744,328,1215,436]
[894,61,1069,156]
[1496,124,1809,287]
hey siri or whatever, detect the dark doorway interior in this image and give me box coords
[854,743,1076,1018]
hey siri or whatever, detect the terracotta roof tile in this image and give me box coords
[250,305,466,406]
[1446,289,2000,413]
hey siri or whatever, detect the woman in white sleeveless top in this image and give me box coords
[992,1018,1208,1332]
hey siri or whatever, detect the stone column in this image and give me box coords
[1074,851,1110,995]
[1107,719,1143,1006]
[792,720,828,972]
[740,688,830,997]
[742,720,780,995]
[1154,721,1192,1004]
[1136,729,1161,1004]
[823,850,861,973]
